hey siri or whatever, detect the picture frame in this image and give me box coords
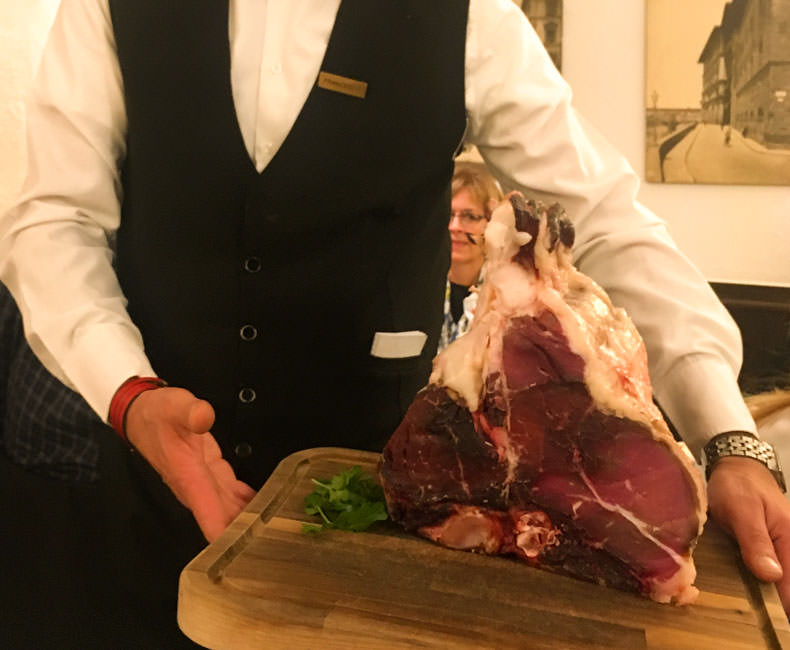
[645,0,790,186]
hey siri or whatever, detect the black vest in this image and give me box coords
[109,0,468,486]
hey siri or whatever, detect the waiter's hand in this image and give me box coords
[707,455,790,613]
[125,387,256,542]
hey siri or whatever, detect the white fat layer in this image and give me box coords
[484,201,532,260]
[430,317,490,412]
[488,264,538,317]
[432,201,531,407]
[540,274,656,427]
[651,564,700,605]
[419,507,501,554]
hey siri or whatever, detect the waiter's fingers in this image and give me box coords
[729,511,783,583]
[708,457,784,583]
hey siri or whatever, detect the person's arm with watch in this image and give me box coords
[704,430,790,610]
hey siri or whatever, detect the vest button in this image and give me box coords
[239,324,258,341]
[243,256,261,273]
[238,387,257,404]
[234,442,253,459]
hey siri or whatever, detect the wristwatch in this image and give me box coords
[702,432,787,493]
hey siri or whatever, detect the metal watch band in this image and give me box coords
[703,432,787,493]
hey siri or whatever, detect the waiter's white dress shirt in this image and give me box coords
[0,0,756,456]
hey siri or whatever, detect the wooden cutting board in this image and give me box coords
[178,447,790,649]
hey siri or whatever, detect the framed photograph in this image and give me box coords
[459,1,563,162]
[646,0,790,185]
[515,0,563,71]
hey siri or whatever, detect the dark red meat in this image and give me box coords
[380,194,706,604]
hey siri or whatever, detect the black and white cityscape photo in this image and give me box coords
[514,0,562,71]
[646,0,790,185]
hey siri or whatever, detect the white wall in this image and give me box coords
[563,1,790,287]
[1,1,788,287]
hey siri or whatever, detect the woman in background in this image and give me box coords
[439,163,503,351]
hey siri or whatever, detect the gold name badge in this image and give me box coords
[317,71,368,99]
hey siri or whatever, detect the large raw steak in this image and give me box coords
[379,194,706,604]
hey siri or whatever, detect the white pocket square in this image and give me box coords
[370,331,428,359]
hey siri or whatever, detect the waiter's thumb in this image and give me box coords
[186,398,215,434]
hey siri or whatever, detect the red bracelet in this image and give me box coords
[108,375,168,441]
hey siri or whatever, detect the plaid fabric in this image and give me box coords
[0,283,107,482]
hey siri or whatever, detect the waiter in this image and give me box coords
[2,0,788,646]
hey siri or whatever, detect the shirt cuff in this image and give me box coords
[651,354,757,460]
[59,322,156,423]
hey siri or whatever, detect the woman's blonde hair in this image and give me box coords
[451,162,503,218]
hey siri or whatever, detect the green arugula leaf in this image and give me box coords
[301,465,388,534]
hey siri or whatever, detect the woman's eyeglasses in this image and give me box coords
[449,209,487,227]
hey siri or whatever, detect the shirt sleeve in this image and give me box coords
[0,0,154,422]
[464,0,756,457]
